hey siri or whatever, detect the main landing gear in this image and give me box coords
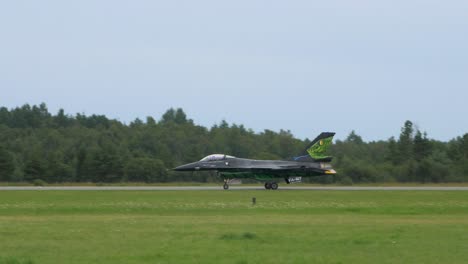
[264,182,278,190]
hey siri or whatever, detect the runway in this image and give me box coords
[1,186,468,191]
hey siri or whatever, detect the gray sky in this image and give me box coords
[1,0,467,141]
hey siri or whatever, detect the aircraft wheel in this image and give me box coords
[223,183,229,190]
[264,182,272,190]
[271,182,278,190]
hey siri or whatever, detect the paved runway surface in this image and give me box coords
[1,186,468,191]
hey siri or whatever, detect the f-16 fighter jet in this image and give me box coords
[174,132,336,190]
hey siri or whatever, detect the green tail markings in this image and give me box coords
[294,132,335,162]
[307,134,334,160]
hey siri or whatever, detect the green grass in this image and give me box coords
[1,191,468,264]
[3,182,468,187]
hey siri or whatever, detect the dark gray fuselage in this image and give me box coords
[174,157,333,179]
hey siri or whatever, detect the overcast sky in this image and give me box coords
[1,0,467,141]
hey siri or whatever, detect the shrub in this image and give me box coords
[32,179,46,186]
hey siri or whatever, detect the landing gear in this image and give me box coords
[271,182,278,190]
[264,182,278,190]
[223,178,230,190]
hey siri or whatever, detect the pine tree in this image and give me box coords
[346,130,364,144]
[413,130,432,161]
[398,120,414,161]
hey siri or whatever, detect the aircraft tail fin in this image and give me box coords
[293,132,335,162]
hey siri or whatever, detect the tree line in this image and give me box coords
[0,103,466,184]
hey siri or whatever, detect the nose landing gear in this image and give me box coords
[223,179,230,190]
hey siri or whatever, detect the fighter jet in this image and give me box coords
[174,132,336,190]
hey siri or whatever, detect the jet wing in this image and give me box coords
[249,165,306,171]
[277,165,304,169]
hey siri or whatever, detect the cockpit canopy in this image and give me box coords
[200,154,236,162]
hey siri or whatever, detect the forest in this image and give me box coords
[0,103,467,184]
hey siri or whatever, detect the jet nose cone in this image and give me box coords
[173,162,200,171]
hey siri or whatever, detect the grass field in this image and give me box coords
[1,191,468,264]
[3,182,468,187]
